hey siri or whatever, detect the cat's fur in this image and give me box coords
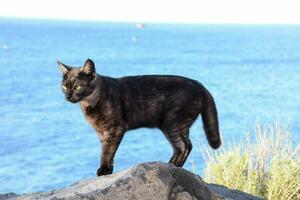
[58,59,221,176]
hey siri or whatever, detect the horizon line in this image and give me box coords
[1,16,300,26]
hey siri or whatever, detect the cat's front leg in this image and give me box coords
[96,128,124,176]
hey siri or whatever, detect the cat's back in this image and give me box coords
[117,74,194,83]
[116,75,205,92]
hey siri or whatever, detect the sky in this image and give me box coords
[0,0,300,24]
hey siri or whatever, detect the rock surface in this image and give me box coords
[0,162,262,200]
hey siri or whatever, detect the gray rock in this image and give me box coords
[0,162,262,200]
[207,184,263,200]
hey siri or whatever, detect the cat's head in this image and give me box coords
[58,59,97,103]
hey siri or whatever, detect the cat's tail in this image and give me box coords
[200,92,221,149]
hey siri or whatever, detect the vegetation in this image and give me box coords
[201,120,300,200]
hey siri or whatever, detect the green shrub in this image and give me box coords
[201,120,300,200]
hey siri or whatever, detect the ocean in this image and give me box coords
[0,18,300,193]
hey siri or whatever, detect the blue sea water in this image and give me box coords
[0,18,300,193]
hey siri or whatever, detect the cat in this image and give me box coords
[58,58,221,176]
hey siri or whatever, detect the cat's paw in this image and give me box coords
[96,165,113,176]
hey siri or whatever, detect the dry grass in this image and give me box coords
[201,120,300,200]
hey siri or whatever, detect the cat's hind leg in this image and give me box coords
[162,127,192,167]
[178,135,192,167]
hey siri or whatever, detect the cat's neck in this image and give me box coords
[79,75,102,110]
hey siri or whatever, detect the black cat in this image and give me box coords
[58,59,221,176]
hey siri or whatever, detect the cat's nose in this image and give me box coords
[65,93,72,99]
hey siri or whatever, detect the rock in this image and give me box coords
[0,162,262,200]
[207,184,263,200]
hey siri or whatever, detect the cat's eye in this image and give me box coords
[75,85,82,90]
[62,85,67,90]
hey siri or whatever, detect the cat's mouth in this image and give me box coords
[66,96,81,103]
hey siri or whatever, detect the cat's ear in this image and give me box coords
[81,58,96,79]
[57,60,70,75]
